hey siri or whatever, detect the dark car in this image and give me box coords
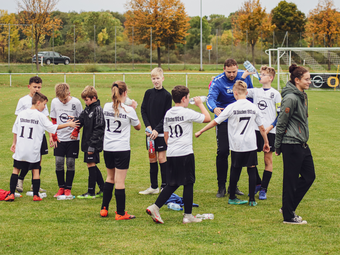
[33,51,70,65]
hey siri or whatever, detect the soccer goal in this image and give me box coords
[266,47,340,90]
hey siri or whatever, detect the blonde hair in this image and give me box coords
[55,83,70,100]
[260,65,276,80]
[151,67,164,77]
[81,86,97,100]
[233,80,247,95]
[111,81,128,117]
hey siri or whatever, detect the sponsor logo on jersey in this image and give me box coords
[270,92,274,99]
[258,100,268,110]
[59,113,69,123]
[89,112,93,118]
[72,104,76,110]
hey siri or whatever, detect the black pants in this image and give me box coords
[216,122,230,187]
[281,144,315,221]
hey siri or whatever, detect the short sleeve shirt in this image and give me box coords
[164,107,205,157]
[215,99,263,152]
[103,102,140,152]
[50,97,83,141]
[12,109,57,163]
[15,95,49,116]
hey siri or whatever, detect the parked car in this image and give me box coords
[33,51,70,65]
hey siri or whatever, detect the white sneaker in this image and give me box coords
[16,179,24,193]
[183,214,202,224]
[139,187,159,195]
[283,216,307,224]
[279,208,302,221]
[146,204,164,224]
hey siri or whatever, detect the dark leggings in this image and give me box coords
[155,183,194,214]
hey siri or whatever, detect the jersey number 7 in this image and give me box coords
[239,117,250,135]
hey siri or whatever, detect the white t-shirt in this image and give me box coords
[15,95,49,116]
[103,102,140,152]
[12,108,58,163]
[215,99,263,152]
[50,97,83,142]
[164,107,205,157]
[247,88,281,134]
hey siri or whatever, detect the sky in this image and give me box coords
[1,0,330,17]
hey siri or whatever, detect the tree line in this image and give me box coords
[0,0,340,70]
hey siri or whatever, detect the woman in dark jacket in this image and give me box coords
[275,64,315,224]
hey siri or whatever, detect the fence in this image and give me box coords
[1,24,340,72]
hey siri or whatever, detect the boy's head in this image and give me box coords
[259,66,275,84]
[151,67,164,90]
[81,86,98,106]
[233,80,248,98]
[28,76,43,97]
[172,85,189,104]
[55,83,70,104]
[32,92,48,112]
[223,58,238,81]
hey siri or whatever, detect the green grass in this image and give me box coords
[0,74,340,254]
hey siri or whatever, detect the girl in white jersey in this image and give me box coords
[146,85,211,224]
[196,81,270,206]
[100,81,141,220]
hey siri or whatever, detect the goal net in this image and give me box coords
[267,47,340,90]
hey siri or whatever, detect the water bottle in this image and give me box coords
[196,213,214,220]
[26,191,47,198]
[189,96,207,104]
[57,195,75,200]
[124,97,138,107]
[15,193,22,198]
[243,60,260,80]
[167,202,183,211]
[146,128,156,159]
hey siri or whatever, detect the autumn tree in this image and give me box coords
[124,0,190,67]
[17,0,62,71]
[232,0,274,64]
[0,10,20,61]
[186,16,211,49]
[271,1,306,46]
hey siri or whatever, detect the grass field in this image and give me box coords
[0,73,339,254]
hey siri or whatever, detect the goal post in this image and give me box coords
[266,47,340,90]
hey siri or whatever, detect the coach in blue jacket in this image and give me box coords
[207,58,253,198]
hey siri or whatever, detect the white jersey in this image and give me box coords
[15,95,49,116]
[215,99,263,152]
[12,108,58,163]
[164,106,205,157]
[247,88,281,134]
[103,102,140,152]
[50,97,83,142]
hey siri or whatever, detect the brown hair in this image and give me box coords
[233,80,247,95]
[289,64,308,85]
[81,86,98,100]
[260,65,276,80]
[32,92,48,105]
[55,83,70,99]
[29,76,42,85]
[224,58,238,68]
[171,85,189,103]
[111,81,128,117]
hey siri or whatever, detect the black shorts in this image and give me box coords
[84,151,100,164]
[104,151,131,169]
[145,136,167,152]
[41,134,48,155]
[13,160,40,170]
[256,131,275,152]
[167,154,195,186]
[54,140,80,158]
[231,150,258,168]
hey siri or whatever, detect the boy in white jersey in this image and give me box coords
[247,66,281,200]
[5,92,78,202]
[196,81,270,206]
[15,76,49,193]
[100,81,141,220]
[146,85,210,224]
[50,83,83,198]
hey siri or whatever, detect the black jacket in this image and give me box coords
[77,100,105,152]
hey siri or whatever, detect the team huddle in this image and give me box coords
[4,59,315,225]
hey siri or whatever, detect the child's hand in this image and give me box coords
[131,100,138,110]
[263,143,270,153]
[193,96,202,106]
[68,119,80,128]
[10,143,16,153]
[150,129,158,140]
[195,131,202,138]
[241,70,255,79]
[70,135,77,140]
[213,107,224,116]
